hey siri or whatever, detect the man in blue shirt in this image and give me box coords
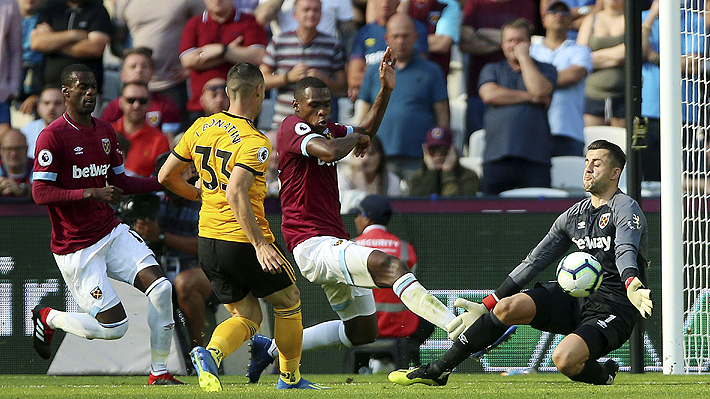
[357,13,448,180]
[530,0,592,157]
[640,0,660,182]
[348,0,429,102]
[478,18,557,195]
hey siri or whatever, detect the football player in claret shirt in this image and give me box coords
[247,48,469,383]
[159,62,322,391]
[389,140,654,387]
[30,64,182,385]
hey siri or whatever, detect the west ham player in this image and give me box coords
[248,48,465,383]
[158,63,322,391]
[31,65,181,385]
[389,140,654,386]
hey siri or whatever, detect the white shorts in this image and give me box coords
[53,223,158,317]
[293,236,378,321]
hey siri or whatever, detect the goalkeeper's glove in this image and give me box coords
[446,294,498,340]
[626,277,653,318]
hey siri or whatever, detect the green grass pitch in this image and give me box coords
[1,373,709,399]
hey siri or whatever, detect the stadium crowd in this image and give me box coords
[0,0,668,389]
[1,0,672,203]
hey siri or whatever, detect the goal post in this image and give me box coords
[660,0,684,375]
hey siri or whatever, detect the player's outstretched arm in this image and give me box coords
[354,47,395,137]
[626,277,653,318]
[157,153,201,202]
[226,166,284,274]
[306,133,372,163]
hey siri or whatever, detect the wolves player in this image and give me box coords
[159,63,321,391]
[248,48,469,382]
[389,139,653,386]
[31,65,181,385]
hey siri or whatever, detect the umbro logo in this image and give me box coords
[74,146,83,155]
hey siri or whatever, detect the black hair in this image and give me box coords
[588,139,626,171]
[60,64,94,87]
[293,77,329,101]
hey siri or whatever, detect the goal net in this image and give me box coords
[680,0,710,373]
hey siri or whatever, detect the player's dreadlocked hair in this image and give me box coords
[60,64,94,87]
[294,77,329,101]
[226,62,264,98]
[588,139,626,171]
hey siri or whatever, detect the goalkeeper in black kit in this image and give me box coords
[389,139,654,386]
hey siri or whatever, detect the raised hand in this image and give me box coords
[379,46,396,90]
[352,133,371,157]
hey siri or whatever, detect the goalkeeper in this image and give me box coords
[390,139,653,386]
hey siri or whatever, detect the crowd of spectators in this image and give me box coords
[0,0,683,203]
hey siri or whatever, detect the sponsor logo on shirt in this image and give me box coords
[295,122,311,135]
[365,38,376,47]
[365,50,386,65]
[577,221,585,229]
[596,314,616,329]
[37,149,53,167]
[572,235,612,251]
[146,111,161,126]
[628,214,641,230]
[74,146,83,155]
[102,138,111,155]
[90,286,103,299]
[72,164,110,179]
[599,213,610,229]
[257,147,269,163]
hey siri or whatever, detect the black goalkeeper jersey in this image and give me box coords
[507,190,648,304]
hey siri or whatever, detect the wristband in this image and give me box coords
[482,293,498,310]
[625,277,636,290]
[220,44,228,59]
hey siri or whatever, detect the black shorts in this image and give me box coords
[526,281,638,360]
[198,237,296,304]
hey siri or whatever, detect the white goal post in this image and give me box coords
[664,0,710,374]
[660,0,683,375]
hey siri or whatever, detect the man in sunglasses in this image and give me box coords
[111,82,171,177]
[199,77,230,117]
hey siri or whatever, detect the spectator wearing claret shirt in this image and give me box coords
[101,47,182,138]
[179,0,267,126]
[402,0,461,76]
[111,82,171,177]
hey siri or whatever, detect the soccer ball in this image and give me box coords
[556,252,603,297]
